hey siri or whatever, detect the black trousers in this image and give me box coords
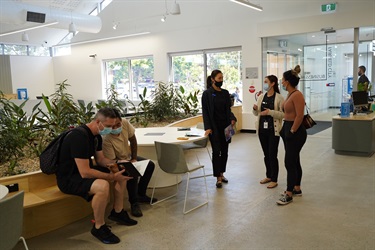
[280,121,307,192]
[209,122,229,177]
[127,156,155,204]
[258,130,280,182]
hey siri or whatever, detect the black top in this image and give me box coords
[358,74,370,84]
[56,125,102,185]
[213,90,228,122]
[259,93,275,133]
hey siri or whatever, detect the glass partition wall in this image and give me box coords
[262,27,374,120]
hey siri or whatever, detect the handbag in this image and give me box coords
[302,104,316,129]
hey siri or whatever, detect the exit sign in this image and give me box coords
[321,3,337,13]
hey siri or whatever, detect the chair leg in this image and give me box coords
[189,148,213,180]
[19,236,29,250]
[183,169,209,214]
[150,170,179,206]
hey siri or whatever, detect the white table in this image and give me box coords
[0,184,9,200]
[135,127,206,188]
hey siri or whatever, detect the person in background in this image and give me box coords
[232,87,242,103]
[358,65,370,92]
[102,108,157,218]
[278,65,307,205]
[202,69,237,188]
[252,75,284,189]
[56,108,137,245]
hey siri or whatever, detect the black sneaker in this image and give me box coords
[131,203,143,217]
[137,195,158,203]
[277,194,293,205]
[108,209,137,226]
[91,224,120,244]
[280,189,302,197]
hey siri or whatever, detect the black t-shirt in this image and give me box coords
[213,90,229,122]
[56,125,102,182]
[358,74,369,84]
[259,93,275,133]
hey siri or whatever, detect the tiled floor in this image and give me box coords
[14,120,375,250]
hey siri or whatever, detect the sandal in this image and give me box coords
[260,178,271,184]
[267,182,278,189]
[216,181,222,188]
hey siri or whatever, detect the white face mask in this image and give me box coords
[263,84,270,91]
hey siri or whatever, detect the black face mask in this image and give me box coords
[214,81,223,88]
[358,72,361,76]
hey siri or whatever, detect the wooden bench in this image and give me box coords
[0,171,92,239]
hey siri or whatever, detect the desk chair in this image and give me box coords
[180,123,212,178]
[0,191,29,250]
[151,141,209,214]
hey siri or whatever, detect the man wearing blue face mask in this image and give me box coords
[56,107,137,245]
[102,108,157,218]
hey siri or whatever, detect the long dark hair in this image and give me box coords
[266,75,280,94]
[206,69,222,89]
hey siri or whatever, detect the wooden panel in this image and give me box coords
[168,115,203,127]
[24,192,45,208]
[3,93,17,99]
[0,175,30,192]
[28,172,57,191]
[33,186,69,202]
[23,197,92,239]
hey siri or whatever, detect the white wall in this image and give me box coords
[10,56,55,99]
[7,0,375,129]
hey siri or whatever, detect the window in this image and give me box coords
[29,46,51,56]
[3,44,27,55]
[104,57,154,100]
[170,47,242,100]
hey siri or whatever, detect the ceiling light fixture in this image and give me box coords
[69,22,77,34]
[170,0,181,15]
[54,32,151,47]
[0,22,58,37]
[229,0,263,11]
[161,15,167,22]
[21,32,29,42]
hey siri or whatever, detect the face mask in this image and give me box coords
[110,126,122,135]
[264,84,270,91]
[358,72,361,76]
[214,81,223,88]
[282,85,287,91]
[98,122,112,135]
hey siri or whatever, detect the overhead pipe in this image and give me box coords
[0,1,102,34]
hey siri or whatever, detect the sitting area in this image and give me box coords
[0,171,92,239]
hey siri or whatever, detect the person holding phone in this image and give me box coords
[202,69,237,188]
[102,108,157,218]
[253,75,284,189]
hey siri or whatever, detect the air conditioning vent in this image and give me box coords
[26,11,46,23]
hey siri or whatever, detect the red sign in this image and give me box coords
[249,85,255,93]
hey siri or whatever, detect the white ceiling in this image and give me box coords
[0,0,374,48]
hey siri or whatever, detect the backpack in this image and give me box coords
[39,126,87,175]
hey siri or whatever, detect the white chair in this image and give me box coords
[151,141,209,214]
[0,191,29,250]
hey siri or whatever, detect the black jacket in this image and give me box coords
[201,87,237,134]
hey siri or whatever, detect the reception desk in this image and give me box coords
[332,113,375,156]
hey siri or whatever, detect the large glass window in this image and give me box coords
[3,44,27,55]
[170,47,242,100]
[104,57,154,100]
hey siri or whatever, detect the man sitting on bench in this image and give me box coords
[56,107,136,244]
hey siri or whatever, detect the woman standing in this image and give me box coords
[278,65,307,205]
[202,70,237,188]
[253,75,284,189]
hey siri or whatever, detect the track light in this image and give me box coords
[22,32,29,42]
[170,1,181,15]
[229,0,263,11]
[161,15,166,22]
[69,22,76,34]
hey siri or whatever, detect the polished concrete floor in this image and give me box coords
[15,119,375,250]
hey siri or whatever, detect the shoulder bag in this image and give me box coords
[302,104,317,129]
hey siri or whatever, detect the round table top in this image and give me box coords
[135,127,206,146]
[0,184,9,200]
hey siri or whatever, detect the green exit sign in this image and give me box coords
[321,3,337,13]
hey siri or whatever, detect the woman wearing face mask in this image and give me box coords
[252,75,284,189]
[202,70,237,188]
[277,65,307,206]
